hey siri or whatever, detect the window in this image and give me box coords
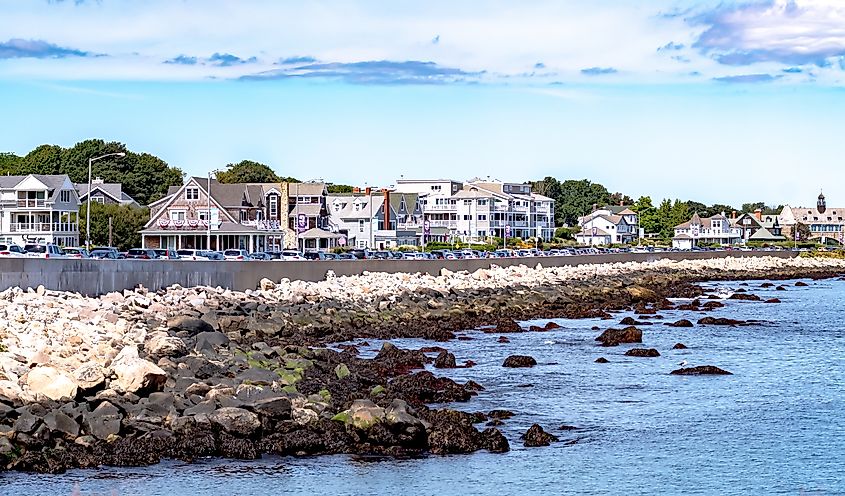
[198,210,209,221]
[743,218,751,225]
[464,199,472,205]
[359,220,365,232]
[431,185,442,192]
[185,187,199,201]
[478,199,487,206]
[478,215,487,221]
[92,195,105,204]
[60,190,72,203]
[269,196,278,218]
[170,210,186,221]
[463,215,471,220]
[240,210,247,222]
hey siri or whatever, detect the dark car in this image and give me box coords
[372,251,391,260]
[203,251,225,261]
[336,253,358,260]
[154,249,179,260]
[125,248,159,260]
[249,252,272,260]
[349,249,372,260]
[304,251,331,260]
[90,249,120,260]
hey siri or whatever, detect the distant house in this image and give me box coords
[75,178,140,207]
[731,210,785,244]
[672,212,741,249]
[576,206,639,246]
[0,174,81,247]
[778,194,845,243]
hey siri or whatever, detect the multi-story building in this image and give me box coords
[395,177,555,243]
[730,210,785,244]
[142,177,293,252]
[778,194,845,243]
[576,206,639,246]
[0,174,81,247]
[327,189,424,249]
[672,212,741,249]
[75,177,140,207]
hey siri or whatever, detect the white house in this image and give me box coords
[576,206,639,246]
[0,174,81,247]
[672,212,741,249]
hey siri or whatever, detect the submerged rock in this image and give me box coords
[670,366,733,375]
[522,423,559,447]
[671,343,688,350]
[624,348,660,358]
[595,326,642,347]
[434,351,457,369]
[667,319,693,328]
[502,355,537,368]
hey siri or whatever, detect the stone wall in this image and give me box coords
[0,250,797,296]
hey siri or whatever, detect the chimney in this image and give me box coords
[365,187,372,196]
[619,200,624,206]
[93,177,104,185]
[383,189,391,230]
[731,211,736,220]
[352,187,360,193]
[754,208,762,221]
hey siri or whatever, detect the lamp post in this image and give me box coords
[206,169,222,251]
[86,152,125,248]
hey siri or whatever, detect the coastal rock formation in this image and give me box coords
[624,348,661,358]
[672,343,688,350]
[434,351,457,369]
[670,366,733,375]
[503,355,537,368]
[522,424,559,447]
[728,293,762,301]
[667,319,694,328]
[595,326,642,347]
[595,357,610,363]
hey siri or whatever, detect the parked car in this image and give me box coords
[90,246,122,259]
[202,251,225,261]
[336,253,358,260]
[323,252,339,260]
[124,248,159,260]
[249,252,272,261]
[62,247,91,259]
[401,252,418,260]
[176,249,207,260]
[303,251,330,261]
[221,249,249,261]
[349,249,373,260]
[280,250,306,261]
[89,249,120,260]
[372,251,392,260]
[154,249,180,260]
[24,244,67,259]
[0,243,26,257]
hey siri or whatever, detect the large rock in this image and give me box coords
[26,366,78,401]
[251,397,292,419]
[112,346,167,394]
[670,365,733,375]
[347,399,385,430]
[84,401,122,440]
[502,355,537,368]
[624,348,660,358]
[209,407,261,436]
[144,332,188,357]
[522,423,559,447]
[434,351,457,369]
[43,410,80,439]
[481,427,510,453]
[728,293,761,301]
[626,285,657,301]
[384,399,423,427]
[667,319,694,328]
[167,315,215,335]
[194,332,230,353]
[595,326,642,347]
[72,363,106,391]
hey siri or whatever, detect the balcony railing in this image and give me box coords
[426,204,457,211]
[9,223,78,233]
[428,220,457,228]
[16,199,47,208]
[396,222,422,229]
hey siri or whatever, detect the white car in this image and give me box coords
[279,250,306,261]
[0,243,26,257]
[223,249,250,261]
[177,249,207,261]
[23,244,68,259]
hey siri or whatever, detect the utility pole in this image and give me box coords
[108,216,113,247]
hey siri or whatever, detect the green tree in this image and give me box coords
[0,152,22,173]
[216,160,281,184]
[530,176,562,200]
[21,144,64,174]
[795,222,811,242]
[741,202,766,214]
[79,203,149,251]
[632,196,660,234]
[327,184,354,193]
[556,179,611,226]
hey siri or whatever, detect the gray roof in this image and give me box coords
[288,203,323,216]
[328,194,377,220]
[76,181,139,205]
[0,174,71,202]
[289,182,326,196]
[299,227,341,239]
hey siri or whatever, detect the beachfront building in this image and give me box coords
[575,206,639,246]
[142,177,293,252]
[287,182,337,252]
[672,212,742,249]
[75,178,140,207]
[395,177,556,243]
[730,210,785,244]
[328,188,426,249]
[0,174,81,247]
[778,194,845,244]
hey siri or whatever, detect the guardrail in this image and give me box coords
[0,250,797,296]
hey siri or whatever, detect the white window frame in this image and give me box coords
[170,210,186,221]
[185,187,199,201]
[269,195,278,218]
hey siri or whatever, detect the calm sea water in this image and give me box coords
[4,278,845,496]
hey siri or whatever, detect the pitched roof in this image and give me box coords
[76,181,139,206]
[748,227,786,241]
[0,174,72,202]
[289,182,326,196]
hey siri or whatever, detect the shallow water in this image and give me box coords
[4,278,845,495]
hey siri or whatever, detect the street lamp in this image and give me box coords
[207,169,222,251]
[86,152,125,248]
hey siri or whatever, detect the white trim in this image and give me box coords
[144,177,237,228]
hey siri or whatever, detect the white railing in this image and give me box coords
[9,223,78,233]
[428,220,457,228]
[16,199,47,208]
[425,204,457,211]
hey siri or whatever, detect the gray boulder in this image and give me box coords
[209,407,261,436]
[84,401,122,440]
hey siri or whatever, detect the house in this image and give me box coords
[327,191,379,249]
[778,194,845,243]
[372,190,424,248]
[576,206,639,246]
[730,210,785,243]
[0,174,81,247]
[395,177,556,243]
[672,212,741,249]
[75,178,140,207]
[141,177,293,252]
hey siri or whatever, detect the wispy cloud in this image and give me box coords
[657,42,685,52]
[581,67,617,76]
[713,73,781,84]
[164,55,198,65]
[691,1,845,66]
[0,38,92,59]
[242,60,480,85]
[278,56,317,65]
[208,52,257,67]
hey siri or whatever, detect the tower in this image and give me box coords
[817,191,826,214]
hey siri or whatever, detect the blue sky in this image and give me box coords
[1,0,845,207]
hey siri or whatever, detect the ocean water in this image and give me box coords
[3,278,844,495]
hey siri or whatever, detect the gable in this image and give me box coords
[144,177,237,228]
[14,175,50,191]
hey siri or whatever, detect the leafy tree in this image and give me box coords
[741,202,766,214]
[21,144,64,175]
[705,203,736,218]
[216,160,281,184]
[556,179,611,226]
[0,152,22,173]
[609,192,633,206]
[327,184,354,193]
[79,203,149,251]
[632,196,660,234]
[795,222,812,242]
[530,176,562,200]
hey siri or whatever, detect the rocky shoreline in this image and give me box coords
[1,255,843,473]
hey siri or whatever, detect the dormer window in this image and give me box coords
[60,190,72,203]
[186,187,199,201]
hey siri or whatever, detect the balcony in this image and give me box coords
[10,223,78,233]
[428,220,457,228]
[425,204,457,211]
[14,199,47,208]
[396,222,422,230]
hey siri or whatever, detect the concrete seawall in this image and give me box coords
[0,250,797,296]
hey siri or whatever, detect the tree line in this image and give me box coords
[530,177,783,240]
